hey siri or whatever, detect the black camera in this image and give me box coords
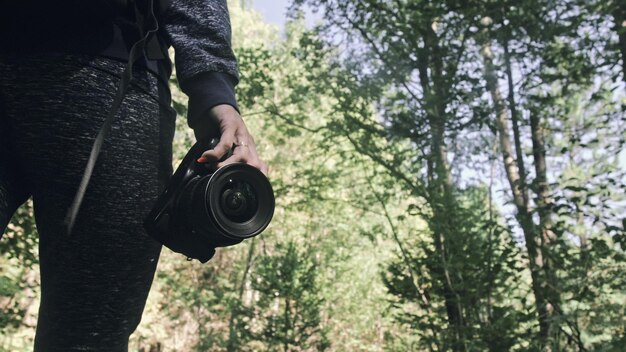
[144,138,275,263]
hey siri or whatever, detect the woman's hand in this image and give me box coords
[195,104,269,175]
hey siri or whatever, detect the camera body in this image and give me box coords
[144,138,275,263]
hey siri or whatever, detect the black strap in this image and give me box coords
[64,0,159,235]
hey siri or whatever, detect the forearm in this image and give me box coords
[161,0,240,132]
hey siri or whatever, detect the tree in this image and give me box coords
[244,241,329,352]
[290,0,532,349]
[290,0,626,350]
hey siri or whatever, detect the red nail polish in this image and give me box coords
[197,156,208,163]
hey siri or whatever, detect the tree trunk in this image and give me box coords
[479,23,555,348]
[529,109,562,322]
[418,24,467,351]
[613,4,626,82]
[502,40,528,192]
[227,239,257,352]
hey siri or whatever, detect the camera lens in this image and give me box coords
[205,163,275,239]
[220,180,258,222]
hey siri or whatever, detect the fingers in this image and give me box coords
[196,104,269,176]
[217,143,268,175]
[198,131,269,176]
[199,130,236,162]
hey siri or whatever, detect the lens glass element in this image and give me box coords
[219,178,258,223]
[206,163,275,239]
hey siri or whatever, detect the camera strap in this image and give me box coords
[64,0,159,235]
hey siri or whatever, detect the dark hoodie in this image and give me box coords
[0,0,240,133]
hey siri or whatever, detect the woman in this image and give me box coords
[0,0,266,350]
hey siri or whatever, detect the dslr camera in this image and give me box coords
[144,138,275,262]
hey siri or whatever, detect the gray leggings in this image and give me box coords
[0,53,176,351]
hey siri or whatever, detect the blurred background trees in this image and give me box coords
[1,0,625,351]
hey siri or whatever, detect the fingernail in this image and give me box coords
[197,156,208,163]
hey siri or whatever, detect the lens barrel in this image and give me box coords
[205,163,274,239]
[176,162,274,247]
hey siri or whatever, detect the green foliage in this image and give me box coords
[291,0,625,350]
[382,187,532,351]
[0,201,38,266]
[0,201,39,351]
[246,241,329,351]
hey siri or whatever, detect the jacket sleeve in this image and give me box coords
[161,0,240,133]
